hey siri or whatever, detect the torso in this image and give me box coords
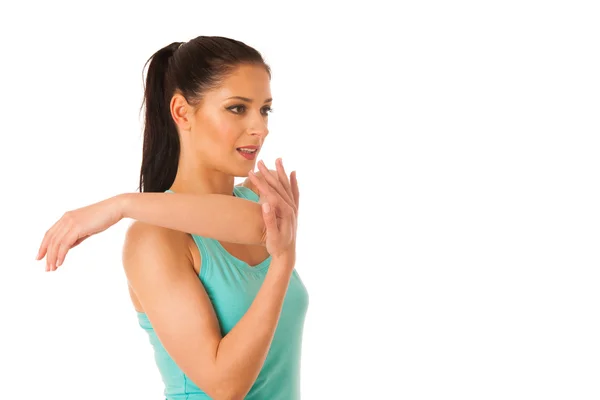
[217,241,270,267]
[128,229,270,313]
[129,182,269,313]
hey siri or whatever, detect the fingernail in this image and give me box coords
[56,260,61,267]
[262,203,271,213]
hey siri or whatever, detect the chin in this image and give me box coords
[231,164,255,178]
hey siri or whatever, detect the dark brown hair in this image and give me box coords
[138,36,271,192]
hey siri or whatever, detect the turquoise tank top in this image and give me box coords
[136,185,309,399]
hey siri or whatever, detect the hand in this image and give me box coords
[248,159,299,263]
[36,195,125,272]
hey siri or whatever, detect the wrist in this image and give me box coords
[271,252,295,269]
[114,193,132,220]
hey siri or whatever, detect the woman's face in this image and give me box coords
[175,64,272,177]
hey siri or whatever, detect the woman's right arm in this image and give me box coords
[37,163,282,271]
[123,221,294,400]
[118,191,266,245]
[117,167,279,245]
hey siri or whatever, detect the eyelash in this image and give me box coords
[228,105,273,116]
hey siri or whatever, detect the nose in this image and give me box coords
[247,113,269,139]
[250,126,269,140]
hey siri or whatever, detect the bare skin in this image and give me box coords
[128,63,275,312]
[128,175,274,313]
[130,66,272,312]
[36,60,299,399]
[36,65,285,271]
[123,156,299,399]
[168,64,272,196]
[121,63,300,399]
[126,164,279,312]
[36,178,278,272]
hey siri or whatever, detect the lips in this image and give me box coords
[237,145,260,151]
[236,146,259,160]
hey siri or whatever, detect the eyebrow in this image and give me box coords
[227,96,272,103]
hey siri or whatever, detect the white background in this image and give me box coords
[1,1,599,399]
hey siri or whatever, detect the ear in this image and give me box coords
[170,93,193,131]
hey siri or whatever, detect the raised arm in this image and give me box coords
[115,168,276,244]
[37,165,278,271]
[118,190,265,245]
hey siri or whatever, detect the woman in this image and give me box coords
[36,36,308,399]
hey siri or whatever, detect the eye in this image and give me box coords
[228,105,246,114]
[228,105,273,116]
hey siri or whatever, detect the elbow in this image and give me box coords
[211,389,242,400]
[208,372,253,400]
[208,384,248,400]
[201,373,249,400]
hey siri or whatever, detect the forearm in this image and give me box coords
[117,192,266,245]
[214,257,294,398]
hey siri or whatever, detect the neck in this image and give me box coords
[170,161,236,196]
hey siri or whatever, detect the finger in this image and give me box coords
[56,231,80,269]
[274,158,294,207]
[37,232,49,261]
[48,225,71,271]
[261,202,278,234]
[36,239,45,261]
[47,234,59,271]
[38,222,60,261]
[248,170,278,202]
[56,243,69,269]
[250,169,287,209]
[46,237,55,272]
[44,225,62,271]
[257,161,293,207]
[249,171,293,217]
[290,170,299,212]
[47,236,59,271]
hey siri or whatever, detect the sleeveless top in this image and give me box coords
[136,185,309,399]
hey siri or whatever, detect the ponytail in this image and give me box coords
[137,37,271,193]
[138,42,182,193]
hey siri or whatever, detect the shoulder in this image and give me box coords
[122,221,195,276]
[124,220,189,250]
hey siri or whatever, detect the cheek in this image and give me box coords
[214,120,242,148]
[194,111,243,155]
[192,126,240,166]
